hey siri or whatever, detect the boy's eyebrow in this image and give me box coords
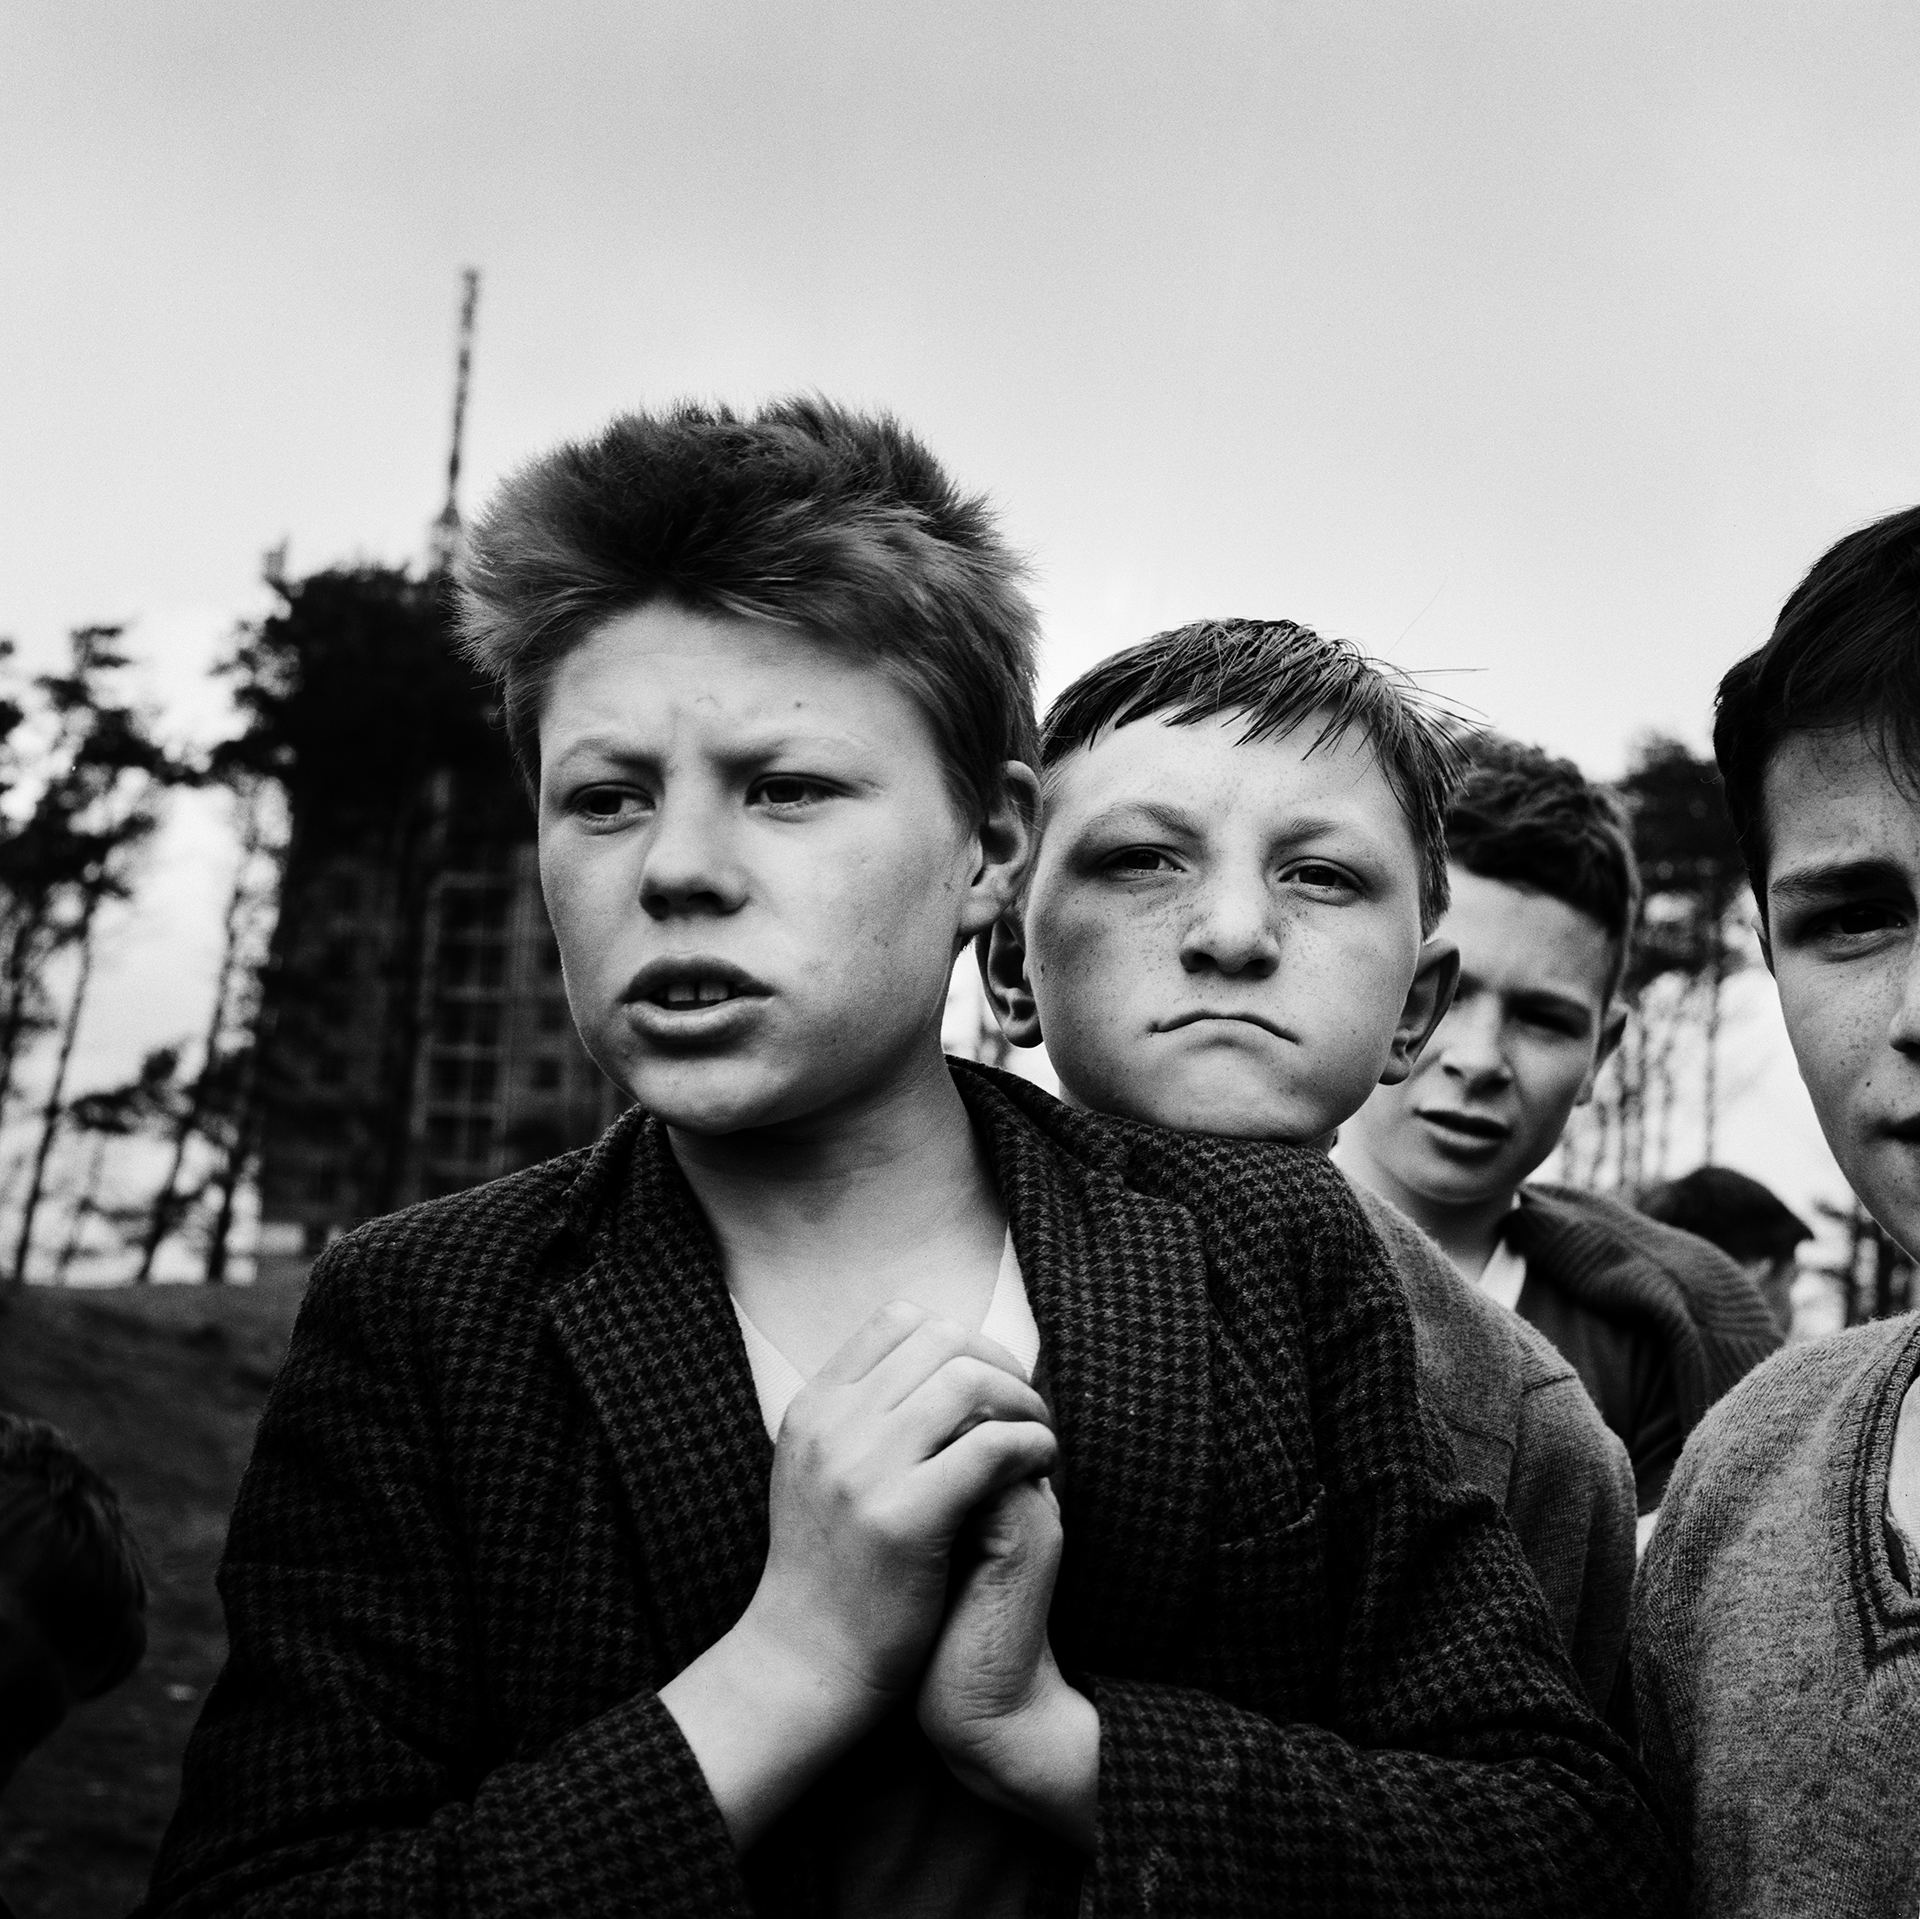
[1514,988,1597,1026]
[1459,970,1596,1025]
[1769,856,1915,906]
[545,732,646,767]
[1065,801,1377,846]
[545,726,864,770]
[1067,798,1204,839]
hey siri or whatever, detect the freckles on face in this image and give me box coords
[1022,711,1426,1139]
[534,602,980,1134]
[1762,727,1920,1250]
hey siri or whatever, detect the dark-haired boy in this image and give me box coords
[146,403,1673,1917]
[983,618,1637,1709]
[1335,737,1781,1521]
[1634,504,1920,1916]
[1637,1167,1813,1339]
[0,1413,147,1794]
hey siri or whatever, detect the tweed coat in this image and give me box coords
[143,1064,1675,1917]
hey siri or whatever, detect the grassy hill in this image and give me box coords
[0,1279,306,1919]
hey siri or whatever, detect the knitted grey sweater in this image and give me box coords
[1633,1313,1920,1916]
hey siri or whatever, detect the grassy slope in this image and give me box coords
[0,1280,305,1919]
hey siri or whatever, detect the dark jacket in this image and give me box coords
[1355,1187,1637,1711]
[143,1066,1674,1917]
[1508,1186,1784,1512]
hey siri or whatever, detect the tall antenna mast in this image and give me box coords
[428,267,481,577]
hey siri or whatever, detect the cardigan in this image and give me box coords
[1507,1187,1783,1512]
[142,1064,1676,1917]
[1633,1315,1920,1916]
[1354,1187,1637,1711]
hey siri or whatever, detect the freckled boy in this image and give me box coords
[984,618,1638,1709]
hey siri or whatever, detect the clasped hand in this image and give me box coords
[740,1300,1096,1847]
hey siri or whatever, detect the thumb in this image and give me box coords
[964,1475,1061,1572]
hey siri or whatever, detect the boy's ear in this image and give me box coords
[1378,935,1459,1086]
[964,761,1042,931]
[978,913,1044,1049]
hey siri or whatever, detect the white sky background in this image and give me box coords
[5,0,1920,1252]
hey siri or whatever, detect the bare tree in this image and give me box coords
[10,894,100,1282]
[0,627,186,1281]
[132,784,278,1281]
[1815,1198,1914,1325]
[1559,735,1750,1194]
[55,1052,182,1283]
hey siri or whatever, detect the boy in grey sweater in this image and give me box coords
[1632,502,1920,1916]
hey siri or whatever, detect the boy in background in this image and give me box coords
[0,1411,148,1919]
[0,1413,146,1797]
[1634,504,1920,1916]
[144,405,1672,1916]
[1637,1167,1813,1339]
[980,617,1637,1709]
[1335,738,1780,1518]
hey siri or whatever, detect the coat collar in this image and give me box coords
[1511,1182,1780,1426]
[955,1065,1216,1673]
[541,1067,1216,1680]
[544,1109,774,1676]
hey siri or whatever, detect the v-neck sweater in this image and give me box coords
[1633,1313,1920,1916]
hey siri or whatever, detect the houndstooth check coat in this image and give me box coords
[142,1064,1676,1917]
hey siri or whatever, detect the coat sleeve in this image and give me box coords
[1077,1157,1678,1919]
[139,1236,753,1919]
[1503,1329,1638,1713]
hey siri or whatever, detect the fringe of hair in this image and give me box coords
[455,396,1039,818]
[1040,618,1466,934]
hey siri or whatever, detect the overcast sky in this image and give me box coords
[4,0,1918,1236]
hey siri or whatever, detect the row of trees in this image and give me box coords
[0,624,282,1285]
[0,561,522,1287]
[0,601,1897,1303]
[1557,734,1755,1194]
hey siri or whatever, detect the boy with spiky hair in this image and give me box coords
[0,1414,147,1795]
[147,404,1672,1918]
[1634,504,1920,1917]
[1336,736,1780,1518]
[984,618,1638,1710]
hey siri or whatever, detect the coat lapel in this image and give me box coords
[542,1077,1218,1689]
[543,1114,776,1678]
[958,1071,1215,1680]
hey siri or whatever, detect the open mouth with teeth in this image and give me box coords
[654,980,741,1007]
[624,958,768,1032]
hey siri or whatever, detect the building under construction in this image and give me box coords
[252,276,623,1279]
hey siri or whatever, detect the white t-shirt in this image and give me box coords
[730,1235,1040,1440]
[1477,1235,1528,1314]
